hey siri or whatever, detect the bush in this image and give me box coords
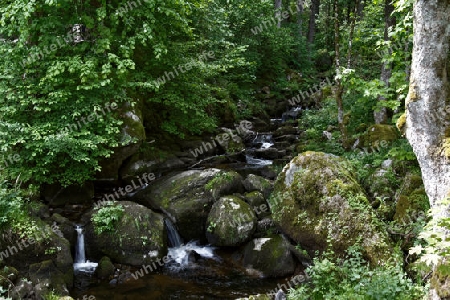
[91,202,125,235]
[288,246,427,300]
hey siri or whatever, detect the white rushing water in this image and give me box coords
[167,241,217,270]
[73,225,98,273]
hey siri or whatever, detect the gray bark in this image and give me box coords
[307,0,320,44]
[275,0,283,28]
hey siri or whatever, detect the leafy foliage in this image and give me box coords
[288,245,427,300]
[91,201,124,235]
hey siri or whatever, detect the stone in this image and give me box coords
[206,196,257,247]
[268,151,396,266]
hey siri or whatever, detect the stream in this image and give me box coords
[70,108,302,299]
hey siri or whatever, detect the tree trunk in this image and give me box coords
[374,0,395,124]
[346,0,357,69]
[307,0,320,44]
[297,0,304,37]
[405,0,450,296]
[275,0,283,28]
[334,0,348,149]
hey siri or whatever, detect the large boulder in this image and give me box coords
[243,174,273,198]
[206,196,257,246]
[132,169,244,241]
[235,235,295,278]
[268,151,395,265]
[0,221,73,296]
[41,182,94,207]
[96,102,146,181]
[82,201,166,266]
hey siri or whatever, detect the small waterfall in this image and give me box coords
[73,225,97,273]
[164,218,183,248]
[74,225,86,263]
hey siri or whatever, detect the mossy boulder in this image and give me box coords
[133,169,244,241]
[236,235,295,278]
[29,260,68,296]
[430,261,450,299]
[244,191,271,219]
[0,220,73,293]
[217,128,246,154]
[268,151,395,266]
[394,174,429,223]
[96,256,115,279]
[0,266,18,288]
[83,201,166,266]
[243,174,273,199]
[206,196,257,246]
[96,102,145,181]
[360,124,399,147]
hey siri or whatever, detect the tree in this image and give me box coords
[404,0,450,297]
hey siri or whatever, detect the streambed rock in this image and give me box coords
[206,196,257,246]
[268,151,396,265]
[132,169,244,241]
[235,235,295,278]
[82,201,166,266]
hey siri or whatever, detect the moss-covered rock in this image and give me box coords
[41,182,94,207]
[394,174,429,223]
[430,260,450,299]
[0,266,18,288]
[83,201,166,266]
[206,196,257,246]
[243,174,273,199]
[244,191,271,219]
[236,235,295,278]
[96,256,115,279]
[268,151,395,266]
[360,124,399,147]
[133,169,244,241]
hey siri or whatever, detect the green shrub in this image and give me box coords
[91,202,124,235]
[288,246,427,300]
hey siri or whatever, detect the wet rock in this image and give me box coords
[206,196,257,247]
[11,279,34,300]
[82,201,166,266]
[243,174,273,198]
[133,169,244,241]
[236,235,295,278]
[97,256,115,279]
[244,191,270,219]
[268,151,396,266]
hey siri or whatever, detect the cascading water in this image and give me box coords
[73,225,98,273]
[74,225,86,264]
[164,218,183,248]
[163,218,218,270]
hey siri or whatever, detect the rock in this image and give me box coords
[217,128,246,154]
[273,126,298,137]
[206,196,257,247]
[41,182,94,207]
[97,256,115,279]
[133,169,244,241]
[82,201,166,266]
[29,261,68,296]
[97,102,145,181]
[394,174,429,223]
[268,151,396,266]
[51,213,76,246]
[275,290,287,300]
[253,148,286,160]
[360,124,399,147]
[243,174,273,198]
[244,191,271,219]
[282,107,302,123]
[236,235,295,278]
[1,221,73,293]
[0,266,18,288]
[10,279,34,300]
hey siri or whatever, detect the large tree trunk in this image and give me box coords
[405,0,450,297]
[374,0,395,124]
[307,0,320,44]
[297,0,304,37]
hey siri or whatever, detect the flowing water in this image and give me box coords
[73,225,98,274]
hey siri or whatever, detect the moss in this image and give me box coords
[396,113,407,135]
[431,261,450,298]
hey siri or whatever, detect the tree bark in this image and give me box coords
[297,0,304,37]
[405,1,450,296]
[334,0,348,149]
[275,0,283,28]
[307,0,320,44]
[374,0,395,124]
